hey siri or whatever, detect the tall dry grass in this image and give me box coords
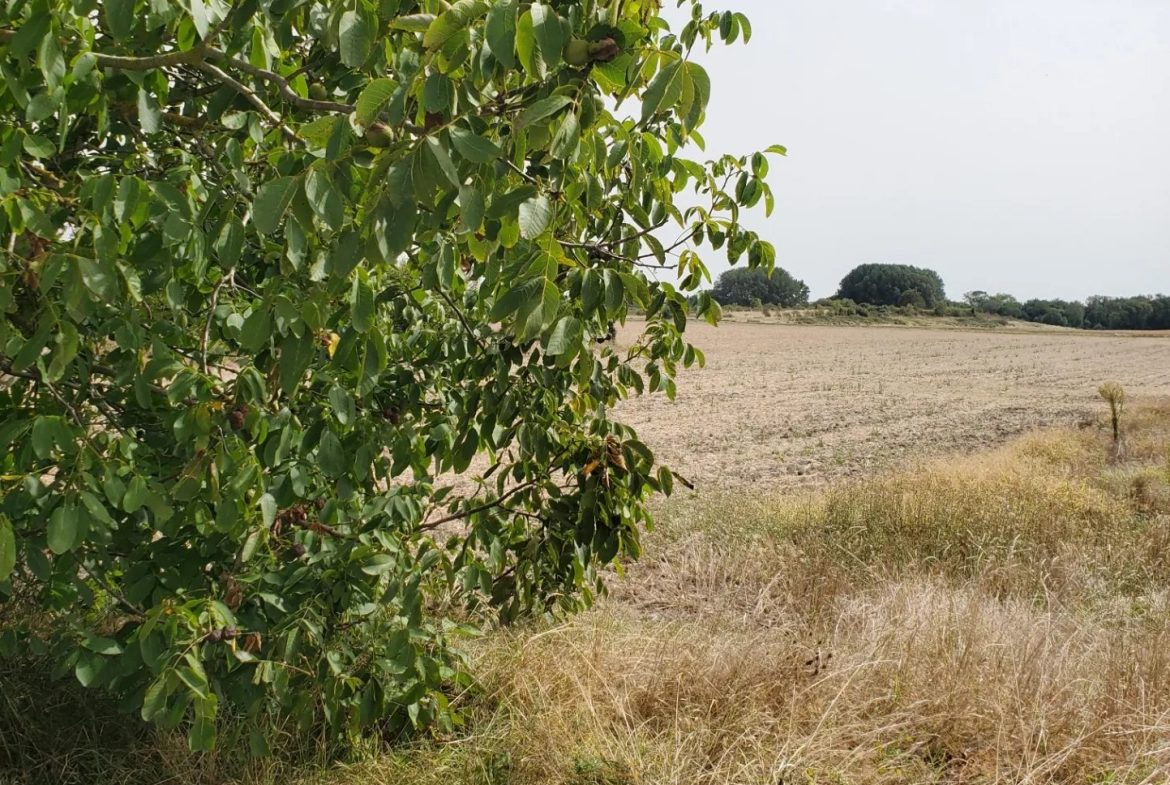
[6,402,1170,784]
[396,400,1170,785]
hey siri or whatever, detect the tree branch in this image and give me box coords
[206,48,355,115]
[197,61,298,142]
[0,29,209,70]
[436,288,485,350]
[418,481,538,531]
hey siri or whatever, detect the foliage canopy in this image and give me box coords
[710,265,808,308]
[836,263,945,308]
[0,0,781,751]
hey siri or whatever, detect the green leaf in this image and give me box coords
[680,62,710,132]
[22,134,55,159]
[328,386,356,426]
[215,217,244,267]
[142,676,168,721]
[390,13,436,32]
[485,0,517,68]
[515,95,572,131]
[543,316,581,356]
[189,696,216,752]
[83,635,123,655]
[123,476,148,513]
[490,276,540,322]
[381,200,418,256]
[318,431,346,478]
[115,177,141,223]
[766,144,788,156]
[239,308,272,352]
[253,177,301,235]
[351,276,375,333]
[10,14,50,59]
[75,652,104,687]
[137,89,162,134]
[301,116,340,148]
[530,3,563,72]
[515,279,560,342]
[305,168,344,232]
[582,269,603,316]
[449,127,503,163]
[105,0,136,39]
[13,319,54,371]
[515,9,537,75]
[339,9,373,68]
[458,183,485,234]
[46,321,79,382]
[485,184,536,220]
[25,93,56,122]
[355,78,398,128]
[189,0,210,38]
[424,137,461,186]
[259,494,277,529]
[0,516,15,582]
[423,0,488,51]
[38,33,66,93]
[31,416,54,459]
[641,58,685,123]
[279,330,315,397]
[603,269,625,316]
[47,503,77,554]
[80,257,121,303]
[518,195,552,239]
[549,110,580,160]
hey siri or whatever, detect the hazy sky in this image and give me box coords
[662,1,1170,301]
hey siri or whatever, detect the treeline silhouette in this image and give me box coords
[707,264,1169,331]
[963,291,1170,330]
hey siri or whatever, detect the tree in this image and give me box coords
[710,266,809,308]
[835,264,945,308]
[0,0,781,751]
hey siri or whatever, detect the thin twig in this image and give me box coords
[418,481,538,531]
[74,555,146,620]
[201,267,234,374]
[504,159,541,187]
[436,288,485,350]
[601,219,670,250]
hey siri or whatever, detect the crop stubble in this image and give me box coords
[615,322,1170,489]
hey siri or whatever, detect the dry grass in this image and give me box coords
[282,401,1170,785]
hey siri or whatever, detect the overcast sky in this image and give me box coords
[662,0,1170,301]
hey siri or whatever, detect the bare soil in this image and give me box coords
[615,321,1170,489]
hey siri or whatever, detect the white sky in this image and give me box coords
[663,0,1170,301]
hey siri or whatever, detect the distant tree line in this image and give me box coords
[964,291,1170,330]
[708,263,1168,331]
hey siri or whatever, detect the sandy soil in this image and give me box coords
[614,322,1170,489]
